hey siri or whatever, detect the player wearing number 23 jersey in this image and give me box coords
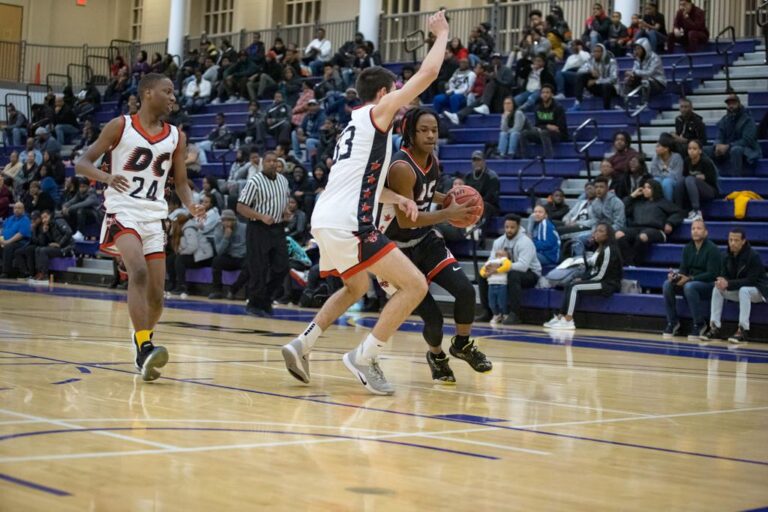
[99,114,181,259]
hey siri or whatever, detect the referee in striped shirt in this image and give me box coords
[236,151,290,317]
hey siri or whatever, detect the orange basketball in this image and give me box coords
[442,185,484,228]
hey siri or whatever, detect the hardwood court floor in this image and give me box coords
[0,280,767,511]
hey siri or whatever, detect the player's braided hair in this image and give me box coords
[400,107,438,149]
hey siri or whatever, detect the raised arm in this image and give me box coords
[371,10,449,130]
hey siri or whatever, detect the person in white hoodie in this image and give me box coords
[181,70,212,113]
[432,57,476,114]
[554,40,591,100]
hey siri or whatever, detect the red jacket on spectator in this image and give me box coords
[673,4,709,38]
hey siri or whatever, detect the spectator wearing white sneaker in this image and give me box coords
[545,222,623,330]
[553,40,591,101]
[675,139,719,223]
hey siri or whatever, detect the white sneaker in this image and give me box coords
[684,210,703,223]
[543,315,561,328]
[179,292,188,300]
[444,111,459,125]
[490,314,503,325]
[550,318,576,330]
[473,104,490,115]
[553,93,566,100]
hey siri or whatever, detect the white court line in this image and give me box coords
[0,409,178,450]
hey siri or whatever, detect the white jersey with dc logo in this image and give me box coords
[104,115,180,222]
[311,104,392,232]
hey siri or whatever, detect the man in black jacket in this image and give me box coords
[464,151,500,226]
[521,84,567,158]
[704,228,768,343]
[672,98,706,154]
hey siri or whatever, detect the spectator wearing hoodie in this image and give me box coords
[62,177,101,234]
[605,11,631,57]
[622,38,666,103]
[476,214,543,325]
[554,40,591,99]
[672,98,707,154]
[618,179,684,265]
[571,176,626,256]
[668,0,709,53]
[650,133,685,201]
[529,204,561,265]
[573,43,619,110]
[581,3,611,48]
[433,58,476,114]
[706,93,762,177]
[704,228,768,344]
[521,84,568,159]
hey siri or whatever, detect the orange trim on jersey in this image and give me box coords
[144,252,166,261]
[401,148,434,176]
[369,107,394,135]
[130,114,171,144]
[319,269,341,279]
[340,241,397,280]
[426,256,458,283]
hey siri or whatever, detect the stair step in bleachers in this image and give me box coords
[714,65,768,79]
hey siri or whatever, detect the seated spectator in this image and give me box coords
[314,62,344,102]
[627,13,642,42]
[168,103,191,134]
[247,50,282,101]
[104,55,130,100]
[304,27,333,76]
[291,99,325,164]
[316,118,340,165]
[269,37,287,62]
[605,11,631,57]
[226,150,260,204]
[21,210,73,281]
[479,248,512,324]
[426,48,459,102]
[162,54,178,81]
[599,159,623,192]
[447,53,515,122]
[607,131,640,175]
[279,64,303,107]
[73,80,101,122]
[704,228,768,344]
[219,39,238,63]
[571,176,626,256]
[2,103,28,146]
[672,98,707,154]
[23,137,43,166]
[433,58,476,115]
[2,151,22,182]
[22,180,54,215]
[288,166,314,213]
[71,119,101,160]
[169,212,214,297]
[581,3,611,48]
[331,31,364,69]
[0,177,13,219]
[34,127,61,158]
[238,101,267,152]
[573,43,619,111]
[245,32,266,65]
[16,150,38,195]
[543,222,623,330]
[662,219,720,339]
[198,192,221,249]
[208,209,247,300]
[559,181,596,236]
[284,196,309,245]
[38,166,61,207]
[311,164,328,197]
[550,5,572,43]
[265,91,292,147]
[530,204,561,265]
[449,37,469,60]
[545,15,567,61]
[14,210,41,277]
[706,93,762,176]
[184,142,203,177]
[617,179,683,265]
[521,84,567,158]
[52,95,80,144]
[514,55,553,112]
[61,177,78,206]
[0,202,31,278]
[622,38,666,104]
[62,177,100,234]
[650,133,684,201]
[326,88,361,126]
[554,40,591,99]
[476,214,543,325]
[40,150,65,185]
[545,189,570,224]
[496,96,527,157]
[467,25,493,64]
[181,70,212,113]
[223,51,259,102]
[202,176,225,213]
[197,113,233,153]
[464,151,500,226]
[615,155,651,199]
[668,0,709,53]
[637,1,668,53]
[676,139,719,222]
[290,80,316,129]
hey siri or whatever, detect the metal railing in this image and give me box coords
[572,118,599,180]
[715,26,736,92]
[671,55,694,100]
[623,85,650,154]
[516,156,548,213]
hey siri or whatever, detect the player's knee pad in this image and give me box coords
[452,279,477,325]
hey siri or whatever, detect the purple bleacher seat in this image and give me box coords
[49,256,76,272]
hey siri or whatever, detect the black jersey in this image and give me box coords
[378,148,439,245]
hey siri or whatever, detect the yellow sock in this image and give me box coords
[135,330,153,348]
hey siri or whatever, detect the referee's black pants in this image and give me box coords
[246,221,289,312]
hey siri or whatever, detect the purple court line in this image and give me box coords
[0,359,342,367]
[75,367,91,374]
[3,349,768,468]
[51,378,80,385]
[0,427,499,461]
[0,471,71,497]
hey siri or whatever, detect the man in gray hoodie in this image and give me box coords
[477,213,542,325]
[622,38,666,103]
[573,43,619,111]
[572,176,626,256]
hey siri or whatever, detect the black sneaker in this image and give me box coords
[426,352,456,383]
[208,291,223,300]
[702,324,724,342]
[133,334,169,382]
[449,337,492,373]
[662,322,680,339]
[728,328,749,344]
[502,313,521,326]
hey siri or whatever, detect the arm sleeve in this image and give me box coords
[592,246,612,281]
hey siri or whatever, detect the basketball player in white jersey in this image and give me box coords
[281,10,450,395]
[75,73,204,381]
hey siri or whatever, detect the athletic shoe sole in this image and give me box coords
[281,342,310,384]
[342,352,394,396]
[140,346,169,382]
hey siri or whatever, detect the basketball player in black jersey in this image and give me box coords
[379,107,493,382]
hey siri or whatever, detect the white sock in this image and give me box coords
[298,322,323,352]
[357,333,385,363]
